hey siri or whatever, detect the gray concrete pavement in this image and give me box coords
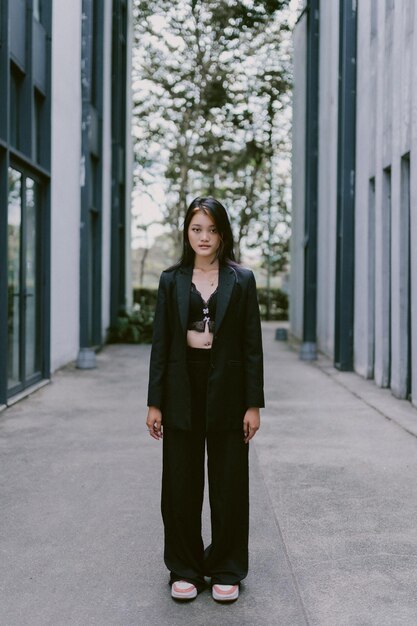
[1,324,417,625]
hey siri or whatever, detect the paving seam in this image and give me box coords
[287,339,417,441]
[312,360,417,441]
[252,441,311,626]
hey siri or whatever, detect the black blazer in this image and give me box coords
[147,263,265,431]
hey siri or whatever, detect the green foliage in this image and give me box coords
[132,0,294,270]
[107,294,156,344]
[108,284,287,344]
[257,287,288,321]
[133,287,158,309]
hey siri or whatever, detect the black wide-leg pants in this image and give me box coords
[161,348,249,592]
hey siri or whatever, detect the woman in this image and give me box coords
[146,196,264,602]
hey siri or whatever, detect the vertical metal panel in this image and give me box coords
[367,177,376,378]
[300,0,319,361]
[380,166,392,387]
[0,1,9,141]
[79,0,94,353]
[40,0,52,382]
[77,0,105,365]
[405,156,412,400]
[90,0,104,349]
[9,0,26,69]
[334,0,357,371]
[33,18,46,91]
[110,0,128,327]
[0,150,8,405]
[0,1,9,405]
[391,152,412,399]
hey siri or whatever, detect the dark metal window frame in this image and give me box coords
[382,165,392,388]
[110,0,128,327]
[0,0,52,405]
[334,0,358,371]
[79,0,105,353]
[6,160,46,396]
[300,0,320,361]
[401,153,412,399]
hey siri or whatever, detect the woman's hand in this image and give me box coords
[243,407,260,444]
[146,406,163,440]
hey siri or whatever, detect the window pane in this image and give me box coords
[7,168,22,388]
[33,0,41,22]
[10,63,23,150]
[25,177,41,378]
[34,89,44,163]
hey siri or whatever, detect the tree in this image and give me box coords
[132,0,293,268]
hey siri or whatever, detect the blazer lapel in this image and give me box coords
[176,266,192,334]
[215,265,236,334]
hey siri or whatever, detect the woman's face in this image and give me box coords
[188,210,221,262]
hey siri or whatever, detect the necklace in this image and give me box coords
[194,266,218,287]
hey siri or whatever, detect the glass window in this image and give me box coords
[89,156,99,209]
[33,89,44,163]
[33,0,42,22]
[25,177,41,378]
[7,168,22,388]
[91,0,99,106]
[10,63,24,150]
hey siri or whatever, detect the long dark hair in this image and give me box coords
[177,196,237,267]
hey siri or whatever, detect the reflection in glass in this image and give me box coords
[25,178,40,378]
[10,63,22,150]
[7,168,22,388]
[34,89,44,164]
[33,0,42,22]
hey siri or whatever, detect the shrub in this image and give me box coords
[256,287,288,321]
[107,293,156,344]
[108,285,288,344]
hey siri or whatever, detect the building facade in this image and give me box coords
[0,0,132,408]
[291,0,417,407]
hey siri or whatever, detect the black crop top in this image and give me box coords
[188,282,217,333]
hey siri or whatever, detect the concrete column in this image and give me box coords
[374,2,391,388]
[354,1,375,379]
[290,12,308,341]
[390,3,412,399]
[316,0,339,359]
[50,0,82,371]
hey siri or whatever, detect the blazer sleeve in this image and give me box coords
[147,272,169,409]
[243,271,265,408]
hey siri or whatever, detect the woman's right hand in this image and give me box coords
[146,406,163,440]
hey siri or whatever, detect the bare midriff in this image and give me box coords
[187,327,213,349]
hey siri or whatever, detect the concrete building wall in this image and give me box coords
[292,0,417,407]
[50,0,82,372]
[355,0,417,404]
[411,3,417,408]
[389,0,415,399]
[50,0,132,372]
[1,1,132,406]
[316,0,339,358]
[290,11,307,340]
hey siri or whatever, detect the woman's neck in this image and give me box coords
[193,256,219,271]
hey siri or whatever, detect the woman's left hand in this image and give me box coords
[243,407,260,444]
